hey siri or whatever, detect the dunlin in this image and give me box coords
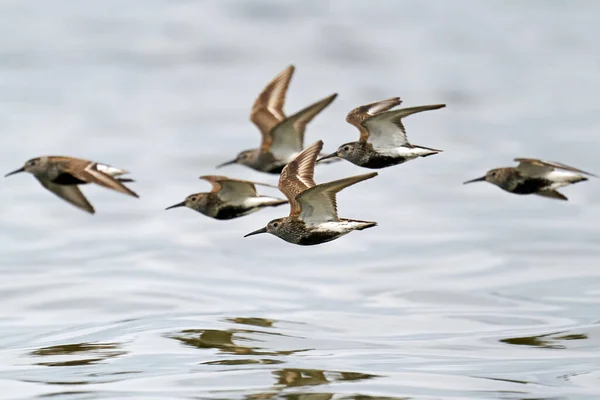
[318,97,445,169]
[463,158,595,200]
[217,65,337,174]
[244,140,377,245]
[166,175,287,220]
[5,156,138,214]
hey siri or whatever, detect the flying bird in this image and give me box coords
[318,97,445,169]
[217,65,338,174]
[244,140,378,245]
[5,156,138,214]
[166,175,287,220]
[463,158,595,200]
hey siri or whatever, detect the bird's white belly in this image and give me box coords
[239,196,282,208]
[545,170,582,183]
[271,149,299,163]
[314,221,368,233]
[283,152,300,163]
[377,147,424,158]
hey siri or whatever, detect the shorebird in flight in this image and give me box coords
[5,156,138,214]
[166,175,287,220]
[244,140,378,245]
[464,158,595,200]
[318,97,445,169]
[218,65,337,174]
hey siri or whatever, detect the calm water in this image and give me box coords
[1,1,600,399]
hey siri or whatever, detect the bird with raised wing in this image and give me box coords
[5,156,138,214]
[318,97,445,169]
[166,175,288,220]
[244,140,378,245]
[217,65,338,174]
[463,158,595,200]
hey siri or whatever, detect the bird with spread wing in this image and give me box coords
[318,97,445,169]
[5,156,138,214]
[244,140,378,245]
[464,158,595,200]
[217,65,338,174]
[166,175,287,220]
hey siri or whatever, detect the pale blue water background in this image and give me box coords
[1,0,600,399]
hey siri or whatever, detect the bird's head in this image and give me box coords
[463,168,506,187]
[166,193,207,212]
[317,142,358,163]
[244,217,288,239]
[5,157,46,177]
[217,149,257,168]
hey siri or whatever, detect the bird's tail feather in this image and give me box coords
[343,219,377,230]
[413,144,443,156]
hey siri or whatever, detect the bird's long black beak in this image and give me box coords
[463,176,487,184]
[216,159,237,168]
[316,152,338,163]
[4,167,25,178]
[244,227,267,237]
[166,201,186,210]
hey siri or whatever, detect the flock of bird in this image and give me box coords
[5,65,596,245]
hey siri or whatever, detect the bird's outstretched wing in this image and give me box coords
[278,140,322,216]
[515,158,596,178]
[266,93,337,159]
[536,189,568,201]
[36,177,95,214]
[251,65,295,144]
[199,175,277,201]
[346,97,402,142]
[363,104,446,149]
[53,157,138,198]
[296,172,377,224]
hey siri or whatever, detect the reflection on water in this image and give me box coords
[247,393,409,400]
[482,377,530,386]
[31,342,125,367]
[227,317,276,328]
[500,331,588,349]
[345,397,409,400]
[2,0,600,399]
[169,328,311,356]
[246,393,333,400]
[168,318,381,398]
[245,368,385,400]
[273,368,378,387]
[204,358,284,366]
[37,392,94,399]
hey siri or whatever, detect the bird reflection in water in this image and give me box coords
[170,328,310,357]
[169,317,311,366]
[30,342,126,367]
[246,390,407,400]
[245,368,394,400]
[274,368,378,387]
[171,318,389,400]
[226,317,276,328]
[500,331,588,349]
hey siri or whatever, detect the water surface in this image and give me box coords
[1,1,600,399]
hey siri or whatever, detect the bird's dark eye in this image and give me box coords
[273,222,279,228]
[191,197,197,201]
[344,146,350,151]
